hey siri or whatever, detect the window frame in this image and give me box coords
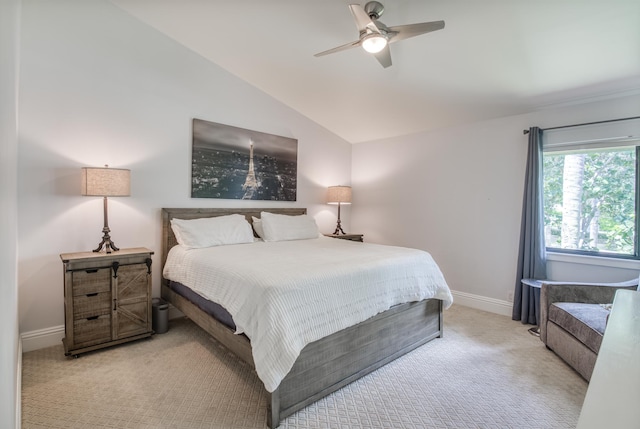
[542,144,640,260]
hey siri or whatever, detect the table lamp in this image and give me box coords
[327,185,352,235]
[81,165,130,253]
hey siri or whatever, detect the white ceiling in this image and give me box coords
[111,0,640,143]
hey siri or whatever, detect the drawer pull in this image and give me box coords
[86,293,98,297]
[85,269,98,273]
[86,316,99,321]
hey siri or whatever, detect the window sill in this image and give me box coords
[546,251,640,270]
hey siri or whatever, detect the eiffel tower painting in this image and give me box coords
[191,118,298,201]
[242,141,259,199]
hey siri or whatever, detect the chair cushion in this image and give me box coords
[548,303,610,354]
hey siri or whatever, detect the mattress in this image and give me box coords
[163,236,453,392]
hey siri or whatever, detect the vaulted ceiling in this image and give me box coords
[111,0,640,143]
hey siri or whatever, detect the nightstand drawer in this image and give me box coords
[73,292,111,319]
[72,268,111,296]
[73,314,111,347]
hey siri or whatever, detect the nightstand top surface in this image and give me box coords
[60,247,153,262]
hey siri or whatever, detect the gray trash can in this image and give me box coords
[152,298,169,334]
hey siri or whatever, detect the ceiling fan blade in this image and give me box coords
[387,20,445,43]
[349,4,381,34]
[374,44,392,68]
[314,39,362,57]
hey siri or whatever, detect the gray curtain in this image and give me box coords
[512,127,547,324]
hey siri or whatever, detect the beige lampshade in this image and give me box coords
[327,185,352,204]
[81,166,131,197]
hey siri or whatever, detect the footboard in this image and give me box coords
[274,298,443,426]
[164,281,442,428]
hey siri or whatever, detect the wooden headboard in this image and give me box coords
[161,207,307,283]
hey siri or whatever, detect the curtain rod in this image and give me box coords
[523,115,640,135]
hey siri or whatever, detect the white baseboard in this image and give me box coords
[19,294,512,353]
[450,290,513,317]
[20,325,64,353]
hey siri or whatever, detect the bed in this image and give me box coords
[160,207,452,428]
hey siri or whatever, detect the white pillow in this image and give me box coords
[252,216,265,239]
[170,214,254,248]
[260,211,320,242]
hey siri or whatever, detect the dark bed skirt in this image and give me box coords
[167,280,236,329]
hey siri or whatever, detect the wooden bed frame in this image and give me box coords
[160,207,444,428]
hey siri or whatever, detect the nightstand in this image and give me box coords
[324,233,364,242]
[60,247,154,356]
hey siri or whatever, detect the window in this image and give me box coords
[542,119,640,258]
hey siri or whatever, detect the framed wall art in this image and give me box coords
[191,118,298,201]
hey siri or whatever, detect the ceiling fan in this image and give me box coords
[314,1,444,68]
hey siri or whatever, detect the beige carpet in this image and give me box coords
[22,304,587,428]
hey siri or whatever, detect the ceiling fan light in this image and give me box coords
[361,33,387,53]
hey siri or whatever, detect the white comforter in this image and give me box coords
[163,236,453,392]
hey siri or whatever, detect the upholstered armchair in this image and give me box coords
[539,278,639,381]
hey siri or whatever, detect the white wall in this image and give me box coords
[1,0,21,426]
[18,0,352,336]
[352,94,640,310]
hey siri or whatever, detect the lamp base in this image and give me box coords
[93,227,120,254]
[333,201,347,235]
